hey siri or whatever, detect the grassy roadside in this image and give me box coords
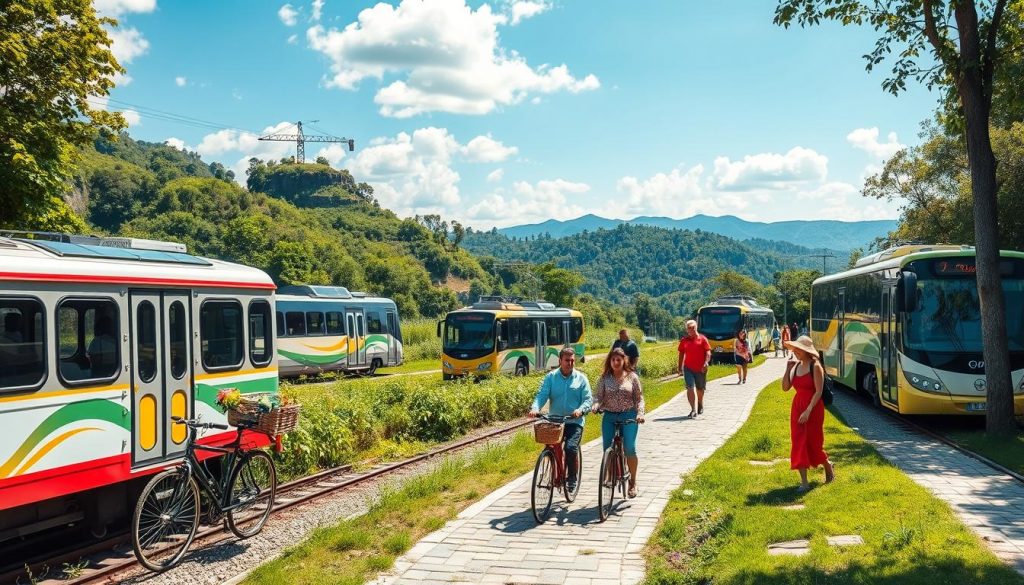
[244,357,763,585]
[929,422,1024,476]
[644,381,1023,585]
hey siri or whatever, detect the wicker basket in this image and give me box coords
[533,421,564,445]
[227,393,301,436]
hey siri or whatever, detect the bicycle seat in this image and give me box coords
[170,416,228,431]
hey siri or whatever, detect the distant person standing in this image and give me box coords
[789,322,799,345]
[677,320,712,418]
[781,324,792,357]
[772,325,782,357]
[733,328,751,384]
[611,329,640,369]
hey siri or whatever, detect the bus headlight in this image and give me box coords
[907,372,945,394]
[443,361,453,370]
[477,362,492,371]
[713,347,723,353]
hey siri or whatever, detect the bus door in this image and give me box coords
[130,290,192,467]
[346,309,367,368]
[882,284,898,404]
[837,288,846,379]
[535,321,547,369]
[562,320,571,349]
[386,311,400,365]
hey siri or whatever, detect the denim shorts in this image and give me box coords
[683,367,707,390]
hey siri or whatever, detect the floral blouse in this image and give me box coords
[594,372,645,417]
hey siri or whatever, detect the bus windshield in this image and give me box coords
[699,309,742,336]
[444,313,496,353]
[905,266,1024,353]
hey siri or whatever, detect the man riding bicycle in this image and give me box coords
[528,346,593,494]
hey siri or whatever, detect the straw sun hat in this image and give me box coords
[784,335,820,359]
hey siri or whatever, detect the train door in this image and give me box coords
[130,291,192,466]
[346,309,366,368]
[386,312,400,365]
[837,288,846,379]
[535,321,547,369]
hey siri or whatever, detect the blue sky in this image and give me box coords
[99,0,939,228]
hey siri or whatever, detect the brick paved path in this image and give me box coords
[371,358,789,585]
[833,390,1024,574]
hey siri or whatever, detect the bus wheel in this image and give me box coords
[443,373,454,381]
[515,358,529,377]
[367,358,381,376]
[863,368,881,408]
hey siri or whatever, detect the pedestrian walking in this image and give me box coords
[782,335,835,492]
[772,325,782,357]
[733,328,751,384]
[611,328,640,370]
[528,347,593,494]
[781,324,791,357]
[594,347,645,498]
[677,319,711,418]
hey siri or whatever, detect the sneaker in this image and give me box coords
[688,410,696,419]
[566,481,577,493]
[697,405,704,415]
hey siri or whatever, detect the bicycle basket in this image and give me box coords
[533,421,564,444]
[227,393,301,436]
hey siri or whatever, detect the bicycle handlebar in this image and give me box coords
[535,413,577,422]
[170,416,229,431]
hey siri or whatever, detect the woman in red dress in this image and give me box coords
[782,335,835,491]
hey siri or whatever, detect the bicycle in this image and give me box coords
[131,416,277,572]
[530,414,582,523]
[598,417,637,522]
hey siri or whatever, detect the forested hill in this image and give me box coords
[498,214,896,251]
[67,133,502,319]
[461,225,830,316]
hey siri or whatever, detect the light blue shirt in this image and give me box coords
[531,368,593,426]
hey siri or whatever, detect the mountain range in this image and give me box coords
[497,214,897,251]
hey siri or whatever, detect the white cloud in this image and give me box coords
[315,143,350,167]
[278,4,299,26]
[507,0,551,25]
[466,179,590,226]
[613,165,725,218]
[94,0,156,17]
[797,181,898,220]
[165,137,186,150]
[461,135,518,163]
[121,109,141,127]
[288,33,298,44]
[486,168,504,183]
[312,0,325,21]
[108,27,149,64]
[712,147,828,191]
[191,121,299,182]
[175,76,187,87]
[306,0,598,117]
[847,127,905,159]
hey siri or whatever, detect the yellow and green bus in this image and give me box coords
[697,296,775,363]
[439,297,585,379]
[811,244,1024,415]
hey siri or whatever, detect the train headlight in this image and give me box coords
[443,361,453,370]
[477,362,492,371]
[907,372,945,394]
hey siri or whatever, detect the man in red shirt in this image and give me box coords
[677,319,712,418]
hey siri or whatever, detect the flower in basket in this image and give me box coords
[216,388,242,411]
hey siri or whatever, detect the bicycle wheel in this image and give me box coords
[598,448,616,522]
[564,449,582,502]
[227,450,277,538]
[531,449,556,523]
[132,469,201,572]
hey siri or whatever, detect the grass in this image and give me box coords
[377,357,439,375]
[926,418,1024,476]
[246,352,761,584]
[644,380,1024,585]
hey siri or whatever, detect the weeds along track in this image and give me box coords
[6,418,535,585]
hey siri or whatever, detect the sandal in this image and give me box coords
[796,484,811,493]
[628,486,637,498]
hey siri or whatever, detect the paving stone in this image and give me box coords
[373,359,788,584]
[780,504,806,511]
[827,535,865,547]
[767,540,811,556]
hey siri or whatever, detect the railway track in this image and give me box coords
[5,418,535,585]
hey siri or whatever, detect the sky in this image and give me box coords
[97,0,940,229]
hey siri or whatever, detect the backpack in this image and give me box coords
[821,373,835,406]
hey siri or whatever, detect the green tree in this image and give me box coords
[847,248,865,269]
[775,0,1023,435]
[1,1,125,229]
[536,262,585,307]
[708,270,765,300]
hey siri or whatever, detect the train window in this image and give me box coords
[285,311,306,336]
[169,301,188,379]
[249,300,273,367]
[200,300,243,371]
[571,318,583,343]
[306,312,326,336]
[0,298,46,391]
[57,298,120,384]
[326,312,344,335]
[276,311,285,337]
[367,311,383,334]
[137,302,158,383]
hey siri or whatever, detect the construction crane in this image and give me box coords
[258,121,354,163]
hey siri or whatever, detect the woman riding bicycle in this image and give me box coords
[593,347,645,498]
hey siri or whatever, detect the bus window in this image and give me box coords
[571,317,583,343]
[546,318,562,345]
[276,311,285,337]
[286,311,306,336]
[0,298,46,391]
[200,300,243,370]
[326,311,344,335]
[306,312,325,336]
[249,300,273,367]
[367,311,383,334]
[58,298,120,384]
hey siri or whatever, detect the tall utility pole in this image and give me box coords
[258,121,354,163]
